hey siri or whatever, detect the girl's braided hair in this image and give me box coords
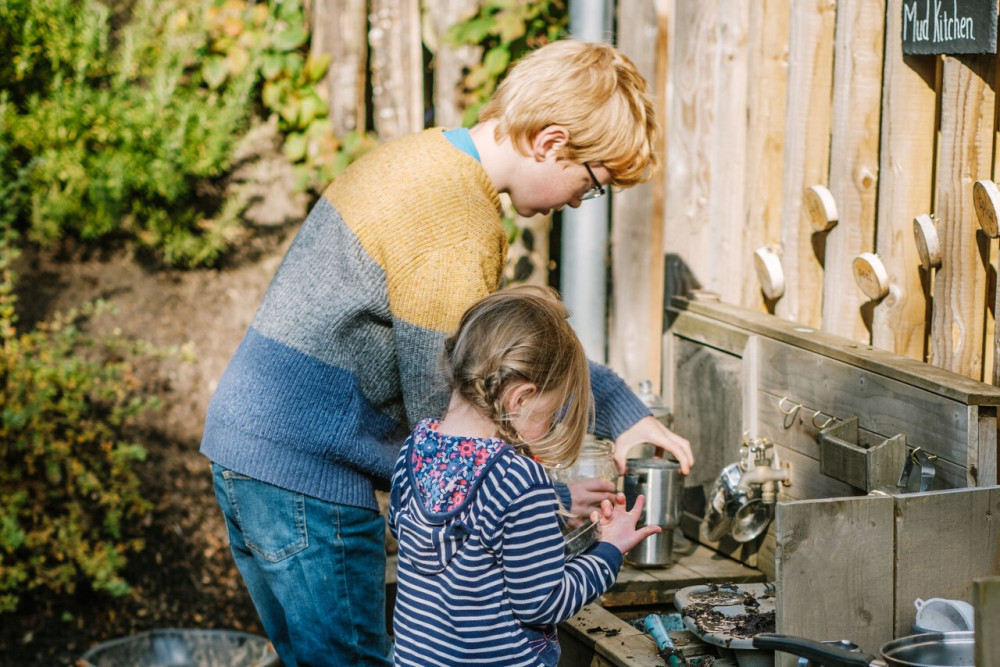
[440,284,592,469]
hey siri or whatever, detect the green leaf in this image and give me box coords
[447,17,496,45]
[282,131,308,162]
[496,13,527,43]
[304,53,331,83]
[201,55,229,90]
[271,26,308,53]
[482,47,511,77]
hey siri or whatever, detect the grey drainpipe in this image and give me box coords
[562,0,614,362]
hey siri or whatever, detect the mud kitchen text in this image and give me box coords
[903,0,975,43]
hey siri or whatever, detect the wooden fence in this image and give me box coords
[306,0,1000,391]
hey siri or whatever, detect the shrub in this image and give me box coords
[0,150,163,614]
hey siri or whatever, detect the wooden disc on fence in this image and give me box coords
[753,246,785,300]
[804,184,839,232]
[913,214,941,269]
[974,180,1000,238]
[853,252,890,301]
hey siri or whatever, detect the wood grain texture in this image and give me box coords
[930,54,996,379]
[773,0,836,328]
[368,0,423,139]
[610,0,669,390]
[822,0,886,343]
[894,487,1000,636]
[742,0,791,311]
[310,0,368,137]
[775,495,895,663]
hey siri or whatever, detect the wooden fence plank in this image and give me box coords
[310,0,368,137]
[611,0,669,389]
[930,54,995,380]
[369,0,424,139]
[871,0,937,362]
[663,0,720,307]
[710,0,750,306]
[773,0,836,329]
[425,0,480,130]
[742,0,790,312]
[822,0,886,343]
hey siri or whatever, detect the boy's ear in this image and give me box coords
[531,125,569,161]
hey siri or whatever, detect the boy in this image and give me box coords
[201,39,693,666]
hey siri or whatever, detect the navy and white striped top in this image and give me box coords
[388,419,623,666]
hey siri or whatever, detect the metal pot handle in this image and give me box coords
[753,633,876,667]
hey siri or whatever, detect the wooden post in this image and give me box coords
[368,0,424,140]
[821,0,886,343]
[773,0,837,329]
[310,0,368,137]
[871,0,937,362]
[930,54,995,380]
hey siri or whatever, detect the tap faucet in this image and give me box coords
[736,437,791,504]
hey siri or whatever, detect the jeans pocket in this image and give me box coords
[222,470,308,562]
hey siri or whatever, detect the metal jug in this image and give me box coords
[623,458,684,567]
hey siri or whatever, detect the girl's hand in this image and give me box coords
[591,492,661,554]
[613,415,694,475]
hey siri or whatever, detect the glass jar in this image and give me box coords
[549,436,618,486]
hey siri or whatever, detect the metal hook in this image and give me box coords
[778,396,802,416]
[812,410,836,429]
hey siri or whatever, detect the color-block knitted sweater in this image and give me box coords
[201,128,650,511]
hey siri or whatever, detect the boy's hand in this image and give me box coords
[613,415,694,475]
[565,478,617,528]
[591,492,661,554]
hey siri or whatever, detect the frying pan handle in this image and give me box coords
[753,633,875,666]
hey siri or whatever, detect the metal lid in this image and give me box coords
[626,457,681,473]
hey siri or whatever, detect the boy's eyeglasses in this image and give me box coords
[581,163,606,201]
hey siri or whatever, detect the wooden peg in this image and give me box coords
[912,214,941,269]
[804,184,838,232]
[853,252,890,301]
[974,179,1000,237]
[753,246,785,300]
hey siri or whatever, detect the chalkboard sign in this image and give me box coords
[902,0,998,54]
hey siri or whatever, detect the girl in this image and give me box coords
[388,285,662,666]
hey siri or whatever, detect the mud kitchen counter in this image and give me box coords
[558,544,765,666]
[387,544,764,666]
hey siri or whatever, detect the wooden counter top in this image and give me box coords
[601,542,766,607]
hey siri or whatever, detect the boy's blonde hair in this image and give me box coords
[441,285,592,469]
[479,39,659,188]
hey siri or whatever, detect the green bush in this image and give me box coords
[0,0,377,268]
[2,0,260,267]
[0,150,163,614]
[0,301,162,614]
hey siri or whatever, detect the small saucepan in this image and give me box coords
[753,631,975,667]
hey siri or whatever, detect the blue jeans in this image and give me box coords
[211,463,392,667]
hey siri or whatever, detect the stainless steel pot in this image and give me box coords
[753,631,975,667]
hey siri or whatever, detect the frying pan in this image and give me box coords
[753,631,974,667]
